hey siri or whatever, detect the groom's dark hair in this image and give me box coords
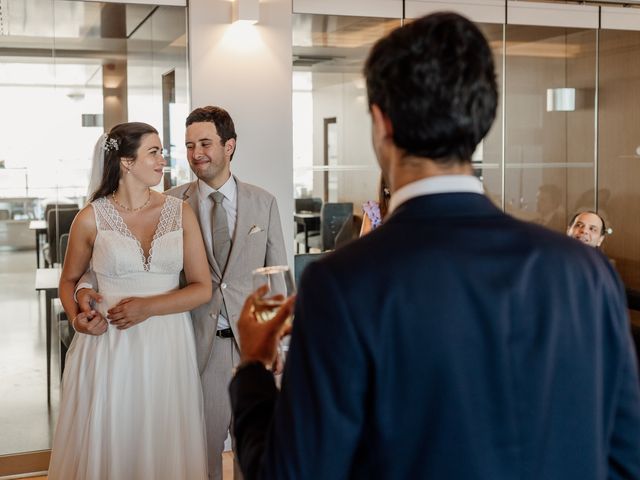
[186,106,238,160]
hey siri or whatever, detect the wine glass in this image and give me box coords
[251,265,296,325]
[252,265,296,368]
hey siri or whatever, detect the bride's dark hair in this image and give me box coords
[90,122,158,202]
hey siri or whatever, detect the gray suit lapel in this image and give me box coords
[183,181,222,279]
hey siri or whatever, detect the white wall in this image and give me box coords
[188,0,294,264]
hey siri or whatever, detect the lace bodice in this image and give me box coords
[91,196,184,284]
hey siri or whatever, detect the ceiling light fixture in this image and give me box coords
[546,88,576,112]
[232,0,259,25]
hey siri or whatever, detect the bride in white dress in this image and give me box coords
[49,122,211,479]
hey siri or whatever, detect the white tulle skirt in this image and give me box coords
[48,310,207,480]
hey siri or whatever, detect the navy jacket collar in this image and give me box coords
[387,192,503,222]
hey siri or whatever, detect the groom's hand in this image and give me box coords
[77,288,105,322]
[237,286,295,369]
[73,311,108,336]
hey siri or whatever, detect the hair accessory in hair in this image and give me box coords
[104,136,119,152]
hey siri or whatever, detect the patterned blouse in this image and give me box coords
[362,200,382,230]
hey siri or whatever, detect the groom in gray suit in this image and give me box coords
[78,106,287,479]
[170,106,287,479]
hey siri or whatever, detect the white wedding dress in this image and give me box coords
[49,196,208,480]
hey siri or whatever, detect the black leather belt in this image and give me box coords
[215,328,234,338]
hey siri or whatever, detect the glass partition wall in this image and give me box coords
[0,0,187,473]
[292,16,504,215]
[504,26,597,233]
[292,15,401,208]
[599,28,640,291]
[291,4,640,294]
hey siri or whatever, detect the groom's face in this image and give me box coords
[185,121,235,189]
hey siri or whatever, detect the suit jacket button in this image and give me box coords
[221,283,227,289]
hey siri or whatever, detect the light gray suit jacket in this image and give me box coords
[166,177,287,373]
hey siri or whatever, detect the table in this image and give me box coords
[29,220,47,268]
[35,267,60,400]
[294,212,321,253]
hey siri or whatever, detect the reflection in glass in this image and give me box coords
[291,16,504,237]
[323,117,337,202]
[474,23,504,208]
[0,0,188,466]
[598,28,640,289]
[292,14,401,232]
[504,26,596,234]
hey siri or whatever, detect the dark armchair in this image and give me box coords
[294,197,322,253]
[306,202,353,252]
[44,207,79,267]
[334,214,363,249]
[295,197,322,214]
[294,252,326,287]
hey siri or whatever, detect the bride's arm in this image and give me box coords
[59,205,108,335]
[108,202,212,329]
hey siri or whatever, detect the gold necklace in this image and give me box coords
[112,190,151,212]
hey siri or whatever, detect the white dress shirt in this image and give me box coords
[388,175,484,215]
[197,175,237,330]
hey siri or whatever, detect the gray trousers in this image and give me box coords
[202,334,243,480]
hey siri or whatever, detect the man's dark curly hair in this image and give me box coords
[364,12,498,164]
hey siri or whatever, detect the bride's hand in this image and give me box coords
[107,297,152,330]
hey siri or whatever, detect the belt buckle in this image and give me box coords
[216,328,233,338]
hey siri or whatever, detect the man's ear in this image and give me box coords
[371,104,393,140]
[225,138,236,159]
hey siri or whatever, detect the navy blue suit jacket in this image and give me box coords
[230,193,640,479]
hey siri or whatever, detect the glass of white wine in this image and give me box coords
[252,265,296,324]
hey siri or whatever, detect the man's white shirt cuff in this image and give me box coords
[74,282,94,303]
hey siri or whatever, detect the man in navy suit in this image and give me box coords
[229,12,640,479]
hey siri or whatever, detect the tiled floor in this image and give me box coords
[0,250,60,456]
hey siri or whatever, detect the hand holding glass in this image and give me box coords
[252,265,295,325]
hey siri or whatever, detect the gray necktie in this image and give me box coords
[211,191,231,319]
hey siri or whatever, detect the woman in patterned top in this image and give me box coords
[359,175,390,236]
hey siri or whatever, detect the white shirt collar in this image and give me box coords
[197,175,237,203]
[388,175,484,215]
